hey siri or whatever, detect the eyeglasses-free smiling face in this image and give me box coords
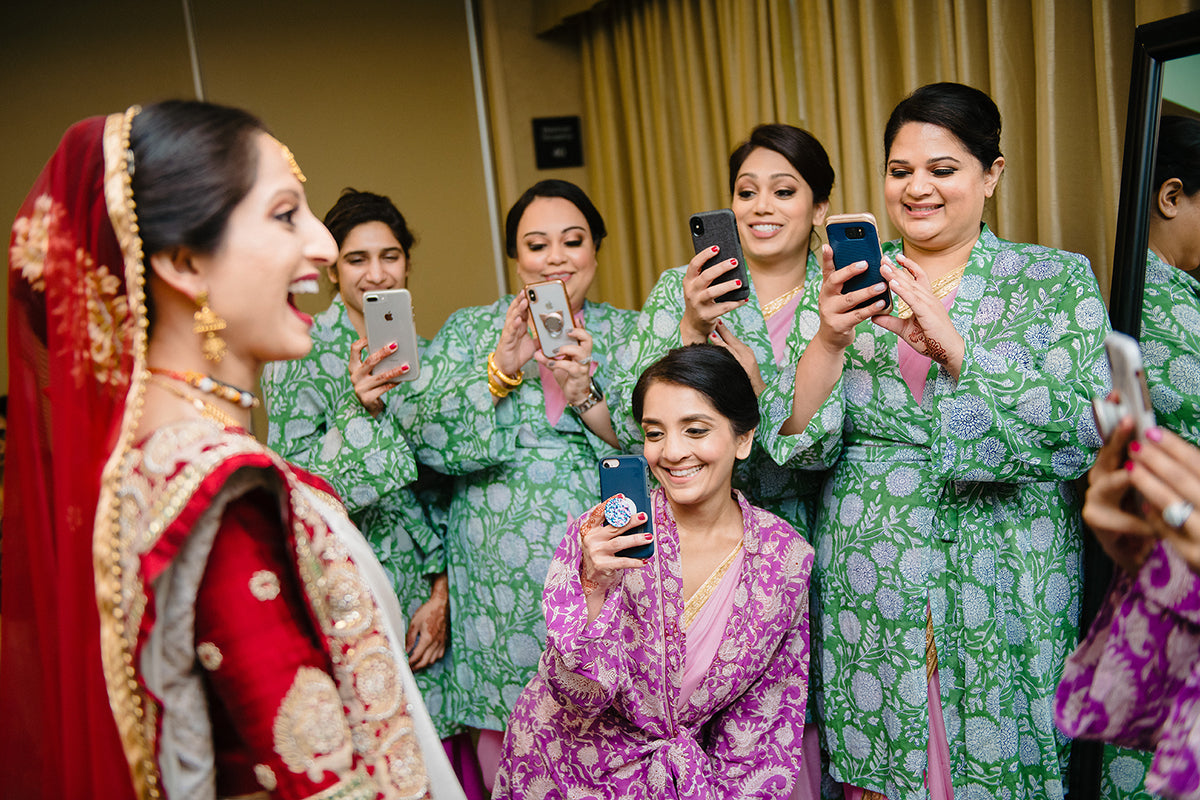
[640,381,753,511]
[330,220,410,321]
[884,121,1004,257]
[731,146,829,270]
[189,133,336,373]
[515,196,598,313]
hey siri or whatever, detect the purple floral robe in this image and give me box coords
[493,489,814,799]
[1055,540,1200,798]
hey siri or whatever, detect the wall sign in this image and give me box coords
[533,116,583,169]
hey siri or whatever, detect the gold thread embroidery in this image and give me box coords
[892,261,967,320]
[196,641,223,671]
[759,282,804,320]
[254,763,277,791]
[926,606,939,681]
[682,542,743,629]
[249,570,281,601]
[324,565,373,635]
[273,666,354,781]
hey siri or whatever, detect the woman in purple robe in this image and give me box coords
[1055,416,1200,798]
[493,344,814,799]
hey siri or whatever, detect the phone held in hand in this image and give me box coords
[363,289,420,381]
[526,279,575,358]
[1092,331,1156,442]
[598,455,655,560]
[689,209,750,304]
[826,212,892,313]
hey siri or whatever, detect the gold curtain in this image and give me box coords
[576,0,1195,309]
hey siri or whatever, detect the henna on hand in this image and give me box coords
[908,329,950,365]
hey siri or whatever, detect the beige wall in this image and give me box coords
[1,0,510,391]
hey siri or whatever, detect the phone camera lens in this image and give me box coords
[847,226,865,240]
[690,218,704,237]
[527,289,537,302]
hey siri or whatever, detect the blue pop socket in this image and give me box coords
[604,496,637,527]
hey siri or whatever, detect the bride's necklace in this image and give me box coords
[146,368,258,429]
[892,261,968,320]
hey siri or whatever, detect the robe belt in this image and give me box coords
[649,732,710,797]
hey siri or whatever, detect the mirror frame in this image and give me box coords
[1072,9,1200,794]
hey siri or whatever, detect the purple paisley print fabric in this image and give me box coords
[1055,540,1200,799]
[494,489,815,799]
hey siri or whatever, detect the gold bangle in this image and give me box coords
[488,377,511,398]
[487,352,523,387]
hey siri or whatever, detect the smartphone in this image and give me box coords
[689,209,750,303]
[1092,331,1156,442]
[598,455,655,560]
[826,212,892,313]
[526,279,575,358]
[363,289,420,381]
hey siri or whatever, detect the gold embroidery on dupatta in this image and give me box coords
[273,666,354,781]
[682,541,743,629]
[196,641,223,671]
[249,570,281,601]
[253,763,277,790]
[10,193,53,291]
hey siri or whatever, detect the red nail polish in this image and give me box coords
[1130,440,1141,453]
[637,512,647,521]
[388,342,398,351]
[644,533,653,540]
[711,245,720,254]
[1124,460,1135,472]
[729,258,738,266]
[1147,427,1163,442]
[734,279,742,287]
[400,364,410,373]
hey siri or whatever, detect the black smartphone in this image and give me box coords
[363,289,421,380]
[689,209,750,303]
[826,212,892,313]
[598,455,655,559]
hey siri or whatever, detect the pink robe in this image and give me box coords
[494,489,815,799]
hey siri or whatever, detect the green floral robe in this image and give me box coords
[410,297,637,731]
[260,296,457,738]
[609,251,843,532]
[791,226,1109,800]
[1100,251,1200,800]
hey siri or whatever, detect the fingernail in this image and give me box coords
[637,512,647,521]
[734,279,742,287]
[1147,427,1163,442]
[729,259,738,267]
[711,245,720,254]
[880,264,892,276]
[1124,460,1135,472]
[388,342,398,351]
[1130,440,1141,453]
[875,300,886,308]
[644,533,653,540]
[400,364,410,373]
[710,331,720,340]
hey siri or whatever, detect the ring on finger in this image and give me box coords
[580,355,592,365]
[1163,500,1195,530]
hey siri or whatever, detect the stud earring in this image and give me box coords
[193,291,227,363]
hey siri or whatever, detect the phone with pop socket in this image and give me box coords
[598,454,654,559]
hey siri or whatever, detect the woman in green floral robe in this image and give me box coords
[767,84,1110,799]
[409,180,636,786]
[1099,115,1200,800]
[261,190,457,738]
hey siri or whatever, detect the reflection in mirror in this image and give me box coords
[1073,10,1200,797]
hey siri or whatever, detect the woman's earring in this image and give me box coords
[193,291,227,363]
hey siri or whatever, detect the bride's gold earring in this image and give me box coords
[193,291,227,363]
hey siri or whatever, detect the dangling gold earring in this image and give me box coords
[193,291,227,363]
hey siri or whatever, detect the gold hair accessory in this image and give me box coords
[193,291,228,363]
[892,262,968,320]
[279,143,306,183]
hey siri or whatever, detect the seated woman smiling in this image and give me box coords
[494,345,815,799]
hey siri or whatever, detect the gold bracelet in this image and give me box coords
[488,377,511,399]
[487,352,523,387]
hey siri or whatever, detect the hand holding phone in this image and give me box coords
[363,289,420,381]
[689,209,750,304]
[1093,331,1156,442]
[526,280,575,358]
[826,212,891,313]
[598,455,655,559]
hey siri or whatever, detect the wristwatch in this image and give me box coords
[570,378,604,414]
